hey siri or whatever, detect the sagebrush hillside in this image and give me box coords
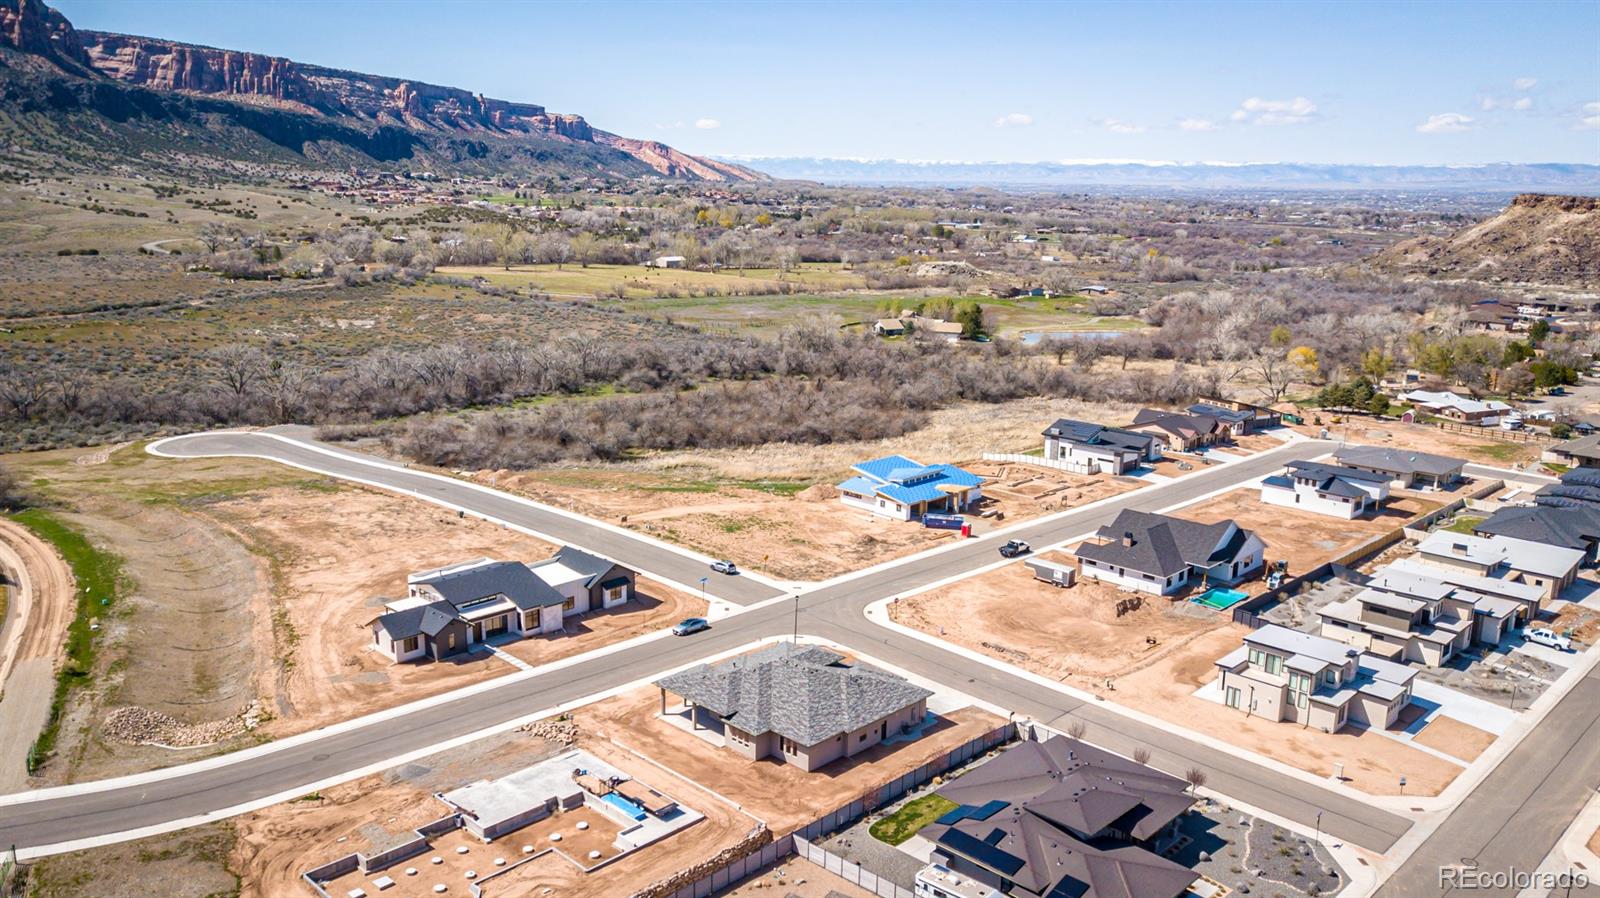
[1373,193,1600,288]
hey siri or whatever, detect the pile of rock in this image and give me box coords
[518,718,578,745]
[102,701,261,748]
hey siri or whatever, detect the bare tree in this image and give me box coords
[209,345,268,400]
[0,368,50,419]
[0,462,29,511]
[199,221,228,254]
[1184,767,1208,793]
[1066,719,1087,740]
[1132,747,1151,765]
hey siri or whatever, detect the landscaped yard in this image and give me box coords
[869,794,957,845]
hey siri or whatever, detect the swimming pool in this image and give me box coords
[1192,587,1249,611]
[601,791,647,821]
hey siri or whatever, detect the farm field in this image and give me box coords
[436,261,867,297]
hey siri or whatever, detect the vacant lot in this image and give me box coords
[890,556,1227,688]
[1108,625,1464,796]
[1411,714,1497,763]
[1174,488,1439,580]
[573,685,1005,835]
[1293,420,1547,468]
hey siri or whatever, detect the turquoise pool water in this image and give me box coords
[1192,587,1249,610]
[601,791,647,820]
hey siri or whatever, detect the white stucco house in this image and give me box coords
[1074,509,1265,596]
[1260,460,1392,519]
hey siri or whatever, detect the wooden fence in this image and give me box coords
[1434,420,1551,444]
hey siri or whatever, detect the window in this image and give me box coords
[401,636,419,653]
[1248,648,1264,668]
[604,585,627,603]
[1321,670,1338,687]
[1225,686,1241,709]
[561,596,576,612]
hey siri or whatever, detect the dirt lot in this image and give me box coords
[207,484,704,740]
[573,685,1006,834]
[485,453,1141,582]
[1108,625,1464,796]
[1411,714,1497,762]
[890,556,1227,687]
[720,855,876,898]
[1292,420,1547,468]
[1175,488,1440,581]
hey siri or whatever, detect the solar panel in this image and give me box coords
[969,799,1009,821]
[937,828,1024,876]
[935,806,971,825]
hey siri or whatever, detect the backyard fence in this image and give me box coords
[792,836,917,898]
[1435,420,1551,444]
[637,722,1016,898]
[980,452,1087,473]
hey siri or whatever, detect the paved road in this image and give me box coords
[1374,664,1600,897]
[1,431,1416,860]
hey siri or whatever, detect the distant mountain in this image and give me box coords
[1372,193,1600,287]
[730,157,1600,192]
[0,0,763,181]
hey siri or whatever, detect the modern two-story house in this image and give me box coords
[1260,460,1392,519]
[368,546,637,663]
[1074,509,1265,595]
[1039,418,1160,475]
[1413,530,1583,603]
[1317,564,1518,665]
[1214,624,1416,732]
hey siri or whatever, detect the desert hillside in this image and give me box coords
[1372,193,1600,287]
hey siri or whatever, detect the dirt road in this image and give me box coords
[0,518,75,792]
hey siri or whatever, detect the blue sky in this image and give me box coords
[55,0,1600,165]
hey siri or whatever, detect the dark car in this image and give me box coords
[672,617,710,636]
[998,539,1032,558]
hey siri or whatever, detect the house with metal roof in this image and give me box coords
[653,643,933,771]
[1316,564,1518,665]
[1040,418,1160,475]
[368,547,637,663]
[1332,445,1466,490]
[1215,624,1416,732]
[1400,389,1513,426]
[1074,510,1265,595]
[915,736,1197,898]
[1413,530,1582,602]
[1260,460,1392,519]
[837,454,984,521]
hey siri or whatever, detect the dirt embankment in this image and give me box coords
[0,517,76,792]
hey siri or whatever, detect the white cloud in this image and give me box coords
[1512,97,1533,111]
[1232,96,1318,125]
[693,118,721,130]
[1178,117,1219,132]
[993,112,1034,128]
[1513,77,1538,91]
[1579,101,1600,131]
[1416,112,1474,133]
[1097,117,1144,134]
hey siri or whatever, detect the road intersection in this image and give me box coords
[1,428,1593,896]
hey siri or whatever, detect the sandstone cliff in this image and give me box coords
[0,0,762,181]
[1372,194,1600,288]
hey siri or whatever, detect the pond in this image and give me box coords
[1018,330,1130,344]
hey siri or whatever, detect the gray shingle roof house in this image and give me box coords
[368,548,638,664]
[654,643,933,772]
[916,736,1197,898]
[1475,504,1600,561]
[1074,510,1266,595]
[1543,433,1600,468]
[1332,446,1465,489]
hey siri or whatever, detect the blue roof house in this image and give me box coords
[837,454,984,521]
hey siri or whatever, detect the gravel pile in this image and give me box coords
[518,718,578,745]
[102,701,262,748]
